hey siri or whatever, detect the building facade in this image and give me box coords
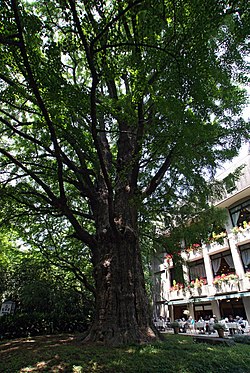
[152,150,250,323]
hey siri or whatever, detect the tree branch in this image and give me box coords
[68,0,116,230]
[11,0,66,204]
[91,0,143,46]
[0,147,96,246]
[143,148,175,197]
[0,115,54,156]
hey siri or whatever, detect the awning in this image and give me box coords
[238,292,250,298]
[168,299,187,305]
[167,297,214,305]
[190,297,214,303]
[214,293,241,300]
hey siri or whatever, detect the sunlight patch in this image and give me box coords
[178,340,189,344]
[73,366,83,373]
[139,346,159,354]
[21,361,48,372]
[24,339,36,343]
[207,347,216,351]
[126,348,136,354]
[36,361,47,369]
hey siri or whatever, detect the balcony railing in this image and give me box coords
[230,226,250,244]
[207,238,229,252]
[168,287,186,301]
[168,283,210,301]
[242,274,250,290]
[184,248,203,261]
[167,276,250,300]
[212,279,241,294]
[186,284,209,297]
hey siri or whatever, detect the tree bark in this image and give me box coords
[85,228,158,345]
[85,185,159,345]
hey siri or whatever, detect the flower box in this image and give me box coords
[212,273,240,293]
[188,284,208,297]
[168,289,185,300]
[213,282,240,293]
[208,238,229,252]
[233,228,250,244]
[231,221,250,243]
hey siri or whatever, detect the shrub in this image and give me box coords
[213,322,226,331]
[232,334,250,344]
[169,321,180,328]
[0,312,89,339]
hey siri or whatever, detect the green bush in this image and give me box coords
[232,334,250,344]
[0,312,89,339]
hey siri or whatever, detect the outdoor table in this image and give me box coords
[225,322,239,334]
[154,320,165,330]
[195,322,205,333]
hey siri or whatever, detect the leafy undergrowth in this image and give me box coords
[0,333,250,373]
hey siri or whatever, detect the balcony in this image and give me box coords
[186,284,209,298]
[168,283,211,301]
[168,287,186,301]
[242,274,250,291]
[207,238,229,253]
[230,226,250,245]
[184,248,203,261]
[212,279,241,295]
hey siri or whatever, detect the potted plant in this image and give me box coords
[213,323,226,338]
[170,321,180,334]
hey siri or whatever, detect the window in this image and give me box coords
[210,250,235,276]
[194,303,212,321]
[229,199,250,227]
[239,244,250,271]
[188,259,206,281]
[169,266,184,287]
[224,173,236,194]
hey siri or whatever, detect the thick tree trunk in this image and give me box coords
[83,139,159,346]
[84,227,158,346]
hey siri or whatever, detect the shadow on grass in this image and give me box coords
[0,333,250,373]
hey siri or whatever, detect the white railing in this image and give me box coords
[230,227,250,244]
[212,280,240,294]
[207,238,229,253]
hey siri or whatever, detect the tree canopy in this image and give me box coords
[0,0,249,345]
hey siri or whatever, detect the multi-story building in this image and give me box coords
[152,148,250,323]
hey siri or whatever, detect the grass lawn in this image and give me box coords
[0,333,250,373]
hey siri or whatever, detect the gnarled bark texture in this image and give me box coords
[85,181,159,345]
[85,230,158,345]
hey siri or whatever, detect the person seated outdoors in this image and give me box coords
[228,315,236,335]
[237,316,248,334]
[209,315,216,334]
[196,317,205,333]
[179,318,189,333]
[186,315,195,332]
[204,315,211,334]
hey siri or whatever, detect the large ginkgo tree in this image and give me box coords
[0,0,249,345]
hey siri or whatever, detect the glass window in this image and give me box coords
[188,259,206,281]
[229,199,250,227]
[239,244,250,271]
[210,250,235,276]
[169,266,184,286]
